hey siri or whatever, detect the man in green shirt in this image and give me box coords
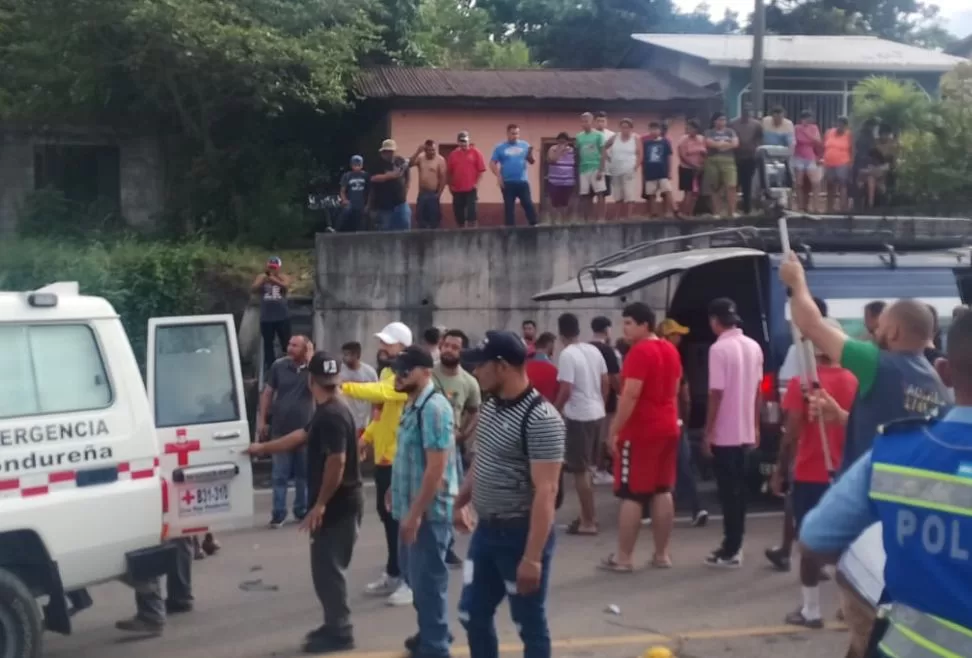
[576,112,606,222]
[780,253,951,471]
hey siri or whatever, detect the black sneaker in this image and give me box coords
[764,546,792,572]
[691,510,709,527]
[445,549,463,568]
[165,600,193,615]
[115,616,164,635]
[268,516,286,529]
[406,631,455,654]
[704,551,743,569]
[303,632,354,653]
[785,608,824,629]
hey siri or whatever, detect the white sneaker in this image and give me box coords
[640,516,653,527]
[365,573,400,597]
[386,581,414,607]
[592,470,614,485]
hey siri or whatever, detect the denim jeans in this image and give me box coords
[675,431,701,515]
[501,181,537,227]
[271,447,308,521]
[459,519,555,658]
[377,202,412,231]
[416,191,442,229]
[399,520,453,657]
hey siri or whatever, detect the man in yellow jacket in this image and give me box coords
[341,321,414,606]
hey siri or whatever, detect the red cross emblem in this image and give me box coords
[164,428,201,467]
[181,490,196,506]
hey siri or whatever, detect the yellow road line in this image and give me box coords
[317,622,847,657]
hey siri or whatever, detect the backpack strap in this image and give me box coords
[519,392,546,458]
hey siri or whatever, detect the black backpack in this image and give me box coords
[518,394,565,510]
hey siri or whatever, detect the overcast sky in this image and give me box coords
[673,0,972,37]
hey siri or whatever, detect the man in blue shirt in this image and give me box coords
[490,123,537,227]
[391,346,458,658]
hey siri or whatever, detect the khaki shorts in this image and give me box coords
[611,173,641,202]
[578,171,607,196]
[565,418,603,473]
[703,156,738,194]
[644,179,673,196]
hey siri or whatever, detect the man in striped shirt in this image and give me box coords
[454,331,565,658]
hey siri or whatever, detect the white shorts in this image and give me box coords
[612,172,641,202]
[579,171,607,196]
[644,179,672,196]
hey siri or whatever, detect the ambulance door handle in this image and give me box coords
[213,430,241,440]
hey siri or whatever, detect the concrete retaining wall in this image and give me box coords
[312,216,972,352]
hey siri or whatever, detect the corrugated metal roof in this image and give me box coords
[355,67,716,102]
[632,34,965,72]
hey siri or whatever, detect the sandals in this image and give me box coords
[651,555,673,569]
[597,554,634,573]
[565,519,599,536]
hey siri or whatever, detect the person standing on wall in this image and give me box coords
[545,132,576,225]
[640,121,675,218]
[339,156,369,233]
[555,312,608,536]
[601,119,643,221]
[370,139,412,231]
[490,124,537,227]
[252,256,292,373]
[257,335,315,528]
[703,113,740,219]
[729,103,763,216]
[342,322,415,607]
[703,298,763,568]
[411,140,447,230]
[575,112,606,222]
[676,119,707,217]
[446,131,486,228]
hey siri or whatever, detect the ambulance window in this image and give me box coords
[154,323,239,428]
[0,324,112,419]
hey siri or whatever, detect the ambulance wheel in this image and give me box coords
[0,568,42,658]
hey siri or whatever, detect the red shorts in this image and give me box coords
[614,436,678,501]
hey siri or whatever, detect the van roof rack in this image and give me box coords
[574,214,972,295]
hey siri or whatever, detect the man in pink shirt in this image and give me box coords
[703,298,763,568]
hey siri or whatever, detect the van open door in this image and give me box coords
[147,315,254,537]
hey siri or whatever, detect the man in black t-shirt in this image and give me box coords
[590,316,621,483]
[370,139,412,231]
[246,352,362,653]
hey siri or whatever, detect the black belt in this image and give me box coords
[478,514,530,528]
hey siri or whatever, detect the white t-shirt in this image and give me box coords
[557,343,608,421]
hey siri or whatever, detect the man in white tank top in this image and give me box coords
[600,118,643,220]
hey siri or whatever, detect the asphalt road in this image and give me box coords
[43,485,850,658]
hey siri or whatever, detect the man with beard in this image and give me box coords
[391,346,458,658]
[432,329,481,567]
[342,322,415,606]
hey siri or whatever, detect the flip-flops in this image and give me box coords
[565,519,599,536]
[597,554,634,573]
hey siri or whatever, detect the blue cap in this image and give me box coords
[350,155,364,165]
[461,330,528,367]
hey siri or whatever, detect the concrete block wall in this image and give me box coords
[312,216,972,353]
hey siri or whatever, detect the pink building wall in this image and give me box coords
[388,108,688,225]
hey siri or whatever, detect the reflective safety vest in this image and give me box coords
[868,417,972,658]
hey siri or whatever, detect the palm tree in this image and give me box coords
[850,77,931,133]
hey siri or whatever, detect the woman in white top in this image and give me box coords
[600,118,643,220]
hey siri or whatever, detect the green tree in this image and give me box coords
[0,0,379,238]
[850,76,932,133]
[412,0,535,68]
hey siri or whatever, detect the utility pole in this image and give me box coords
[751,0,766,116]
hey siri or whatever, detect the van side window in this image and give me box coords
[154,323,240,428]
[0,324,112,419]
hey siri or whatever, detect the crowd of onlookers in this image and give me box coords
[329,106,899,231]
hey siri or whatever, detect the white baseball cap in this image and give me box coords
[375,322,413,347]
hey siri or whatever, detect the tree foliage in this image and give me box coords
[412,0,535,68]
[763,0,954,49]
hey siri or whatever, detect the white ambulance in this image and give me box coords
[0,283,255,657]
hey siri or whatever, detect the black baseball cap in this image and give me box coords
[308,351,341,384]
[708,297,742,327]
[391,345,434,376]
[461,330,528,367]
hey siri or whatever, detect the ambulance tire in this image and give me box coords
[0,568,42,658]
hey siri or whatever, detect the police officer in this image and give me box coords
[800,309,972,658]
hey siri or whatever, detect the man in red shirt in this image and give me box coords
[525,332,559,402]
[446,131,486,228]
[771,324,857,629]
[600,303,682,571]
